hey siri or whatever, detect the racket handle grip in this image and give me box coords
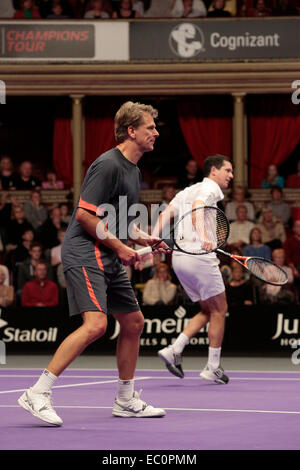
[137,246,153,256]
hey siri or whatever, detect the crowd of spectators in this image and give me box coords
[0,155,69,309]
[0,153,300,312]
[0,0,299,19]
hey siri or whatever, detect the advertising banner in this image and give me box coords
[130,18,300,61]
[0,19,299,62]
[0,304,300,355]
[0,21,129,61]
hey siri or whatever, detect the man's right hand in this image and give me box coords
[116,244,141,266]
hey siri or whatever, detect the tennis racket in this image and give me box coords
[137,205,288,286]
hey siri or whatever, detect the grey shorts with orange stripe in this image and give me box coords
[64,264,140,316]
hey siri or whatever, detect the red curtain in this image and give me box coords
[177,97,232,169]
[249,96,300,188]
[52,103,116,187]
[85,105,116,172]
[52,117,73,187]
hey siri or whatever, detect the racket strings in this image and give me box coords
[174,206,229,254]
[246,258,288,285]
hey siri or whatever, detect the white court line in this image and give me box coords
[1,367,300,373]
[0,404,300,415]
[1,375,300,382]
[0,375,119,379]
[0,376,151,395]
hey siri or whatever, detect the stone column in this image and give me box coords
[232,93,247,187]
[71,94,84,206]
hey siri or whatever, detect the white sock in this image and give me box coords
[31,369,57,393]
[117,379,134,402]
[172,333,189,355]
[208,347,221,369]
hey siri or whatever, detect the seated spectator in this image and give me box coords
[0,155,18,190]
[112,0,140,17]
[0,192,16,251]
[142,262,177,306]
[151,185,176,226]
[21,262,59,307]
[42,169,64,190]
[46,1,70,18]
[51,226,67,301]
[36,206,66,250]
[225,185,255,222]
[0,264,10,286]
[283,219,300,287]
[272,0,298,16]
[177,159,203,189]
[272,248,294,284]
[3,205,33,251]
[59,202,72,224]
[144,0,174,17]
[226,263,254,309]
[14,161,41,190]
[256,206,286,250]
[248,0,272,16]
[132,0,145,16]
[13,0,41,18]
[259,248,295,304]
[226,205,255,251]
[134,251,167,283]
[209,0,237,15]
[0,1,15,18]
[23,190,48,230]
[207,0,231,16]
[84,0,110,17]
[51,226,66,267]
[170,0,207,17]
[268,186,291,228]
[286,160,300,188]
[261,164,284,188]
[17,241,53,293]
[243,227,272,259]
[0,266,14,308]
[6,228,35,276]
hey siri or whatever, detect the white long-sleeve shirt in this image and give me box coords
[143,279,177,306]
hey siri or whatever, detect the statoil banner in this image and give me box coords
[0,305,300,355]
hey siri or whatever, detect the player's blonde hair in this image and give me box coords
[114,101,158,144]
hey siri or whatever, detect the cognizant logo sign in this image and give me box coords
[169,23,205,58]
[169,24,281,57]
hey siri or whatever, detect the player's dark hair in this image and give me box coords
[203,154,231,177]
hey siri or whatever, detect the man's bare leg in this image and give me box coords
[201,291,227,349]
[46,311,108,377]
[113,310,144,380]
[17,310,108,425]
[112,310,165,417]
[182,310,210,340]
[200,291,229,383]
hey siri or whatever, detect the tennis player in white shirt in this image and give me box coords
[155,155,233,384]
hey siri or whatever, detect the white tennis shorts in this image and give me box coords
[172,251,225,302]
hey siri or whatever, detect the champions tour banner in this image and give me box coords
[0,18,299,61]
[0,304,300,357]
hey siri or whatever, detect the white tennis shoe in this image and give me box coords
[18,388,63,426]
[112,390,165,418]
[200,364,229,384]
[158,345,184,379]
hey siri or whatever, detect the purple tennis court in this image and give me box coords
[1,366,300,450]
